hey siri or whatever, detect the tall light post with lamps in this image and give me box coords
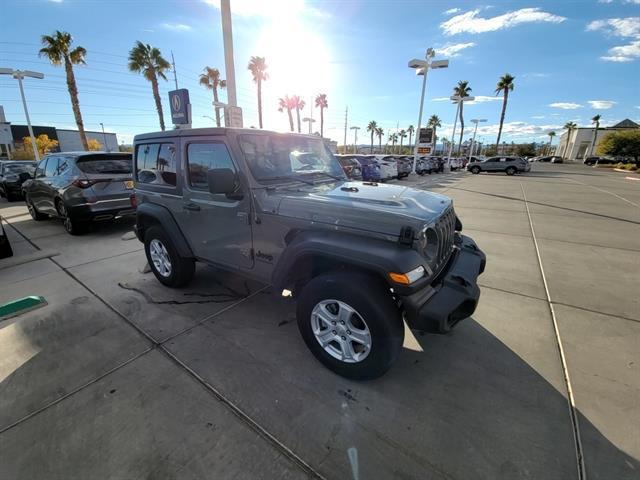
[302,117,316,134]
[447,95,475,167]
[408,49,449,174]
[0,68,44,161]
[470,119,487,157]
[350,126,360,153]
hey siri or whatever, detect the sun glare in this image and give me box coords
[253,14,332,130]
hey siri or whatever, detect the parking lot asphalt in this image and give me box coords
[0,163,638,479]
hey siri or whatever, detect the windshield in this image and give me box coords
[239,134,345,182]
[4,163,35,174]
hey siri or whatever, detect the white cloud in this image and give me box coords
[624,0,640,4]
[48,0,63,3]
[440,8,565,35]
[549,102,582,109]
[598,0,613,3]
[588,100,617,109]
[522,72,550,78]
[431,97,450,102]
[466,95,502,104]
[203,0,330,18]
[436,42,476,57]
[587,17,640,38]
[531,115,546,119]
[601,40,640,62]
[444,8,461,15]
[160,23,192,31]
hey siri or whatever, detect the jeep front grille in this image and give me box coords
[433,207,456,272]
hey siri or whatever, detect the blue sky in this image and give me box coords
[1,0,638,146]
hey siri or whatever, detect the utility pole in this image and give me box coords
[343,106,348,152]
[170,51,179,90]
[220,0,237,108]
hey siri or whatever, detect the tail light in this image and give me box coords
[129,193,138,209]
[72,178,98,188]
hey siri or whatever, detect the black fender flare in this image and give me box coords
[135,202,194,258]
[271,230,426,292]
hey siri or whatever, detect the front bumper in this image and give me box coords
[401,234,486,333]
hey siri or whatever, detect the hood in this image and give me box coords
[273,181,452,237]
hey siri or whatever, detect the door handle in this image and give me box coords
[183,203,201,212]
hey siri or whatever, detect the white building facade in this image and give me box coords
[556,119,639,161]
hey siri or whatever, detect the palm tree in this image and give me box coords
[407,125,415,148]
[390,133,398,152]
[562,121,577,157]
[427,115,442,146]
[376,127,384,152]
[367,121,378,153]
[199,67,226,127]
[278,96,295,131]
[290,95,305,133]
[248,56,268,129]
[128,41,171,131]
[590,114,601,156]
[39,31,89,150]
[398,129,407,152]
[314,94,328,137]
[453,80,472,154]
[495,73,515,149]
[548,131,556,155]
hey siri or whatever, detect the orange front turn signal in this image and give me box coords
[389,272,410,285]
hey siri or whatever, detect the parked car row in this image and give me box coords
[466,156,531,175]
[0,160,37,201]
[335,154,460,181]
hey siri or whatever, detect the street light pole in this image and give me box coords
[0,68,44,161]
[100,122,109,152]
[447,95,475,165]
[408,49,449,174]
[350,126,360,154]
[220,0,237,108]
[302,117,316,134]
[470,119,487,157]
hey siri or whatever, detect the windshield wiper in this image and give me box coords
[261,175,315,185]
[300,171,344,181]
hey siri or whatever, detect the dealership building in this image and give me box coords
[556,118,639,161]
[0,106,118,157]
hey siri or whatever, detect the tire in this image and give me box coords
[144,225,195,287]
[296,272,404,380]
[26,194,48,221]
[505,167,516,176]
[470,166,480,174]
[56,200,87,235]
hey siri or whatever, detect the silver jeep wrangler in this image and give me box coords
[133,128,485,380]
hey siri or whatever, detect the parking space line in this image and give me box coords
[568,178,640,208]
[520,183,586,480]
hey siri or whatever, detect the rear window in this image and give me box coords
[77,155,132,174]
[135,143,176,186]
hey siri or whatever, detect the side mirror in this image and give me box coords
[207,168,238,196]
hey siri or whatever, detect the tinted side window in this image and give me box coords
[56,157,70,175]
[136,143,176,186]
[36,159,47,177]
[45,157,59,177]
[187,143,236,190]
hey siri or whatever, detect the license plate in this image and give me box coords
[124,180,134,189]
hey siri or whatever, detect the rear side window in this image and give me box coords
[135,143,176,186]
[77,155,132,174]
[187,142,236,190]
[44,157,58,177]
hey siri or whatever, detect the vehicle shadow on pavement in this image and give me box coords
[1,283,638,479]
